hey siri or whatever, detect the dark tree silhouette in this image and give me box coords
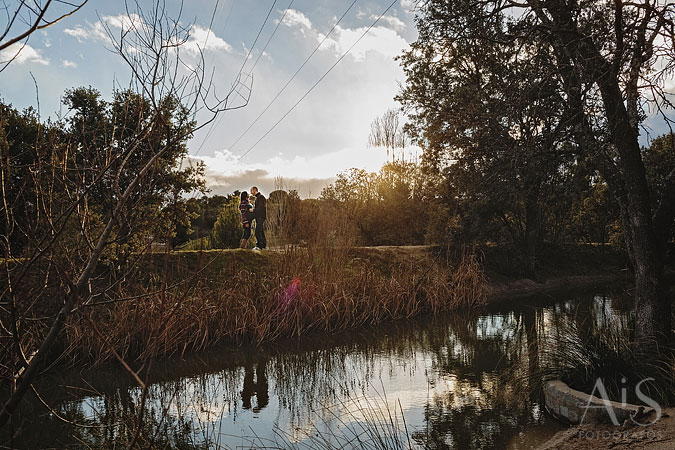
[399,0,675,347]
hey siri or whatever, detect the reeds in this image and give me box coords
[505,317,675,407]
[269,391,415,450]
[543,323,675,406]
[63,244,487,365]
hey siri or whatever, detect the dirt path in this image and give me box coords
[537,409,675,449]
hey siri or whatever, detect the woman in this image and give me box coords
[239,191,255,249]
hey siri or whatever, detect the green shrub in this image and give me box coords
[209,198,243,249]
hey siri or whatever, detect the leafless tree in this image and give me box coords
[368,109,411,162]
[0,0,89,71]
[0,0,250,430]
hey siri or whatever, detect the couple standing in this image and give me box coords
[239,186,267,250]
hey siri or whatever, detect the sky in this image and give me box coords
[2,1,672,198]
[0,0,420,197]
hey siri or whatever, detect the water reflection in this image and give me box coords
[1,289,633,449]
[241,357,269,412]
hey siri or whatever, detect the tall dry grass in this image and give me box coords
[64,243,486,365]
[63,207,487,365]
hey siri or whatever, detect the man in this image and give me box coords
[250,186,267,250]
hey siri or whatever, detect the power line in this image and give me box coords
[235,0,279,82]
[250,0,295,73]
[221,0,237,41]
[228,0,359,153]
[202,0,221,50]
[199,0,278,148]
[238,0,399,160]
[190,0,237,157]
[194,0,279,156]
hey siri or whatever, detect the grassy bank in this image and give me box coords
[63,245,487,365]
[4,243,665,372]
[64,243,660,365]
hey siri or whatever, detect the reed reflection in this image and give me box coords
[1,290,633,449]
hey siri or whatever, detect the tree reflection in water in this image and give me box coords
[1,290,632,449]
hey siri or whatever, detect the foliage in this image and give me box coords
[266,188,302,245]
[571,181,620,245]
[173,194,232,247]
[320,161,430,246]
[174,149,628,261]
[396,0,675,343]
[0,87,205,264]
[0,88,205,385]
[208,196,243,249]
[396,1,593,275]
[643,133,675,243]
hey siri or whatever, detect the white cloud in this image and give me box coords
[400,0,417,13]
[182,25,233,55]
[321,25,409,61]
[0,43,49,65]
[104,13,144,30]
[278,9,407,61]
[64,20,107,42]
[195,149,240,171]
[64,14,148,43]
[373,14,406,32]
[65,15,230,57]
[64,25,89,41]
[280,9,313,29]
[62,59,78,68]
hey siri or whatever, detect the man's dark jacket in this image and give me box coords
[254,193,267,221]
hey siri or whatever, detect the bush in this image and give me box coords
[209,198,243,249]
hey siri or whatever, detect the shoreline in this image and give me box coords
[79,245,665,364]
[3,245,670,374]
[489,268,675,303]
[488,272,629,302]
[536,409,675,450]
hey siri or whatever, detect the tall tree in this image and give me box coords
[399,0,675,345]
[398,2,572,276]
[0,0,242,427]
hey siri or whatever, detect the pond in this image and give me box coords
[2,288,633,449]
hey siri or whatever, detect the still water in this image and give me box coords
[3,288,632,449]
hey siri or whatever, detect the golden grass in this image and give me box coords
[64,244,487,365]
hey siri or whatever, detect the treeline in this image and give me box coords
[6,89,668,279]
[6,87,668,260]
[1,87,204,266]
[182,132,673,260]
